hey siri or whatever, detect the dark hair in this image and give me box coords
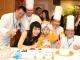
[50,15,55,23]
[51,16,54,21]
[35,7,41,11]
[42,10,49,21]
[24,21,41,45]
[16,6,26,12]
[35,7,42,16]
[60,15,64,27]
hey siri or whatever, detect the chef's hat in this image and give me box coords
[53,6,62,21]
[66,15,74,30]
[26,0,34,10]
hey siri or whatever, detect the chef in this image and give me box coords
[61,15,80,50]
[0,6,26,46]
[51,6,65,48]
[22,0,42,29]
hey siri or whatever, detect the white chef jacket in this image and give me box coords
[50,25,64,38]
[61,35,80,49]
[55,26,64,37]
[22,14,42,30]
[30,14,42,24]
[0,13,28,46]
[50,25,64,48]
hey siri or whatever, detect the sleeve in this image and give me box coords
[75,36,80,45]
[31,14,42,24]
[60,27,64,35]
[37,16,42,24]
[60,37,68,49]
[20,16,30,32]
[37,36,43,48]
[60,27,65,38]
[0,14,10,33]
[0,14,8,27]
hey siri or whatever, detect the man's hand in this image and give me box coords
[55,40,61,49]
[73,44,80,50]
[7,28,18,38]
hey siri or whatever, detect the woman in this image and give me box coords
[18,21,41,49]
[41,10,50,23]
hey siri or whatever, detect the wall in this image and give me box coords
[0,0,80,18]
[34,0,54,18]
[0,0,15,18]
[34,0,80,18]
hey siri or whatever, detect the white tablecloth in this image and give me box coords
[54,55,80,60]
[0,47,80,60]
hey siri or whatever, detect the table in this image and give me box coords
[0,47,80,60]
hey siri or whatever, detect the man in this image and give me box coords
[61,15,80,50]
[35,7,42,19]
[23,0,42,29]
[51,6,64,37]
[0,6,26,46]
[25,8,42,24]
[50,6,64,48]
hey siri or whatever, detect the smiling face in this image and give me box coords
[26,9,33,16]
[16,9,25,20]
[32,26,41,37]
[36,8,42,16]
[65,29,74,39]
[42,12,46,19]
[51,19,60,28]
